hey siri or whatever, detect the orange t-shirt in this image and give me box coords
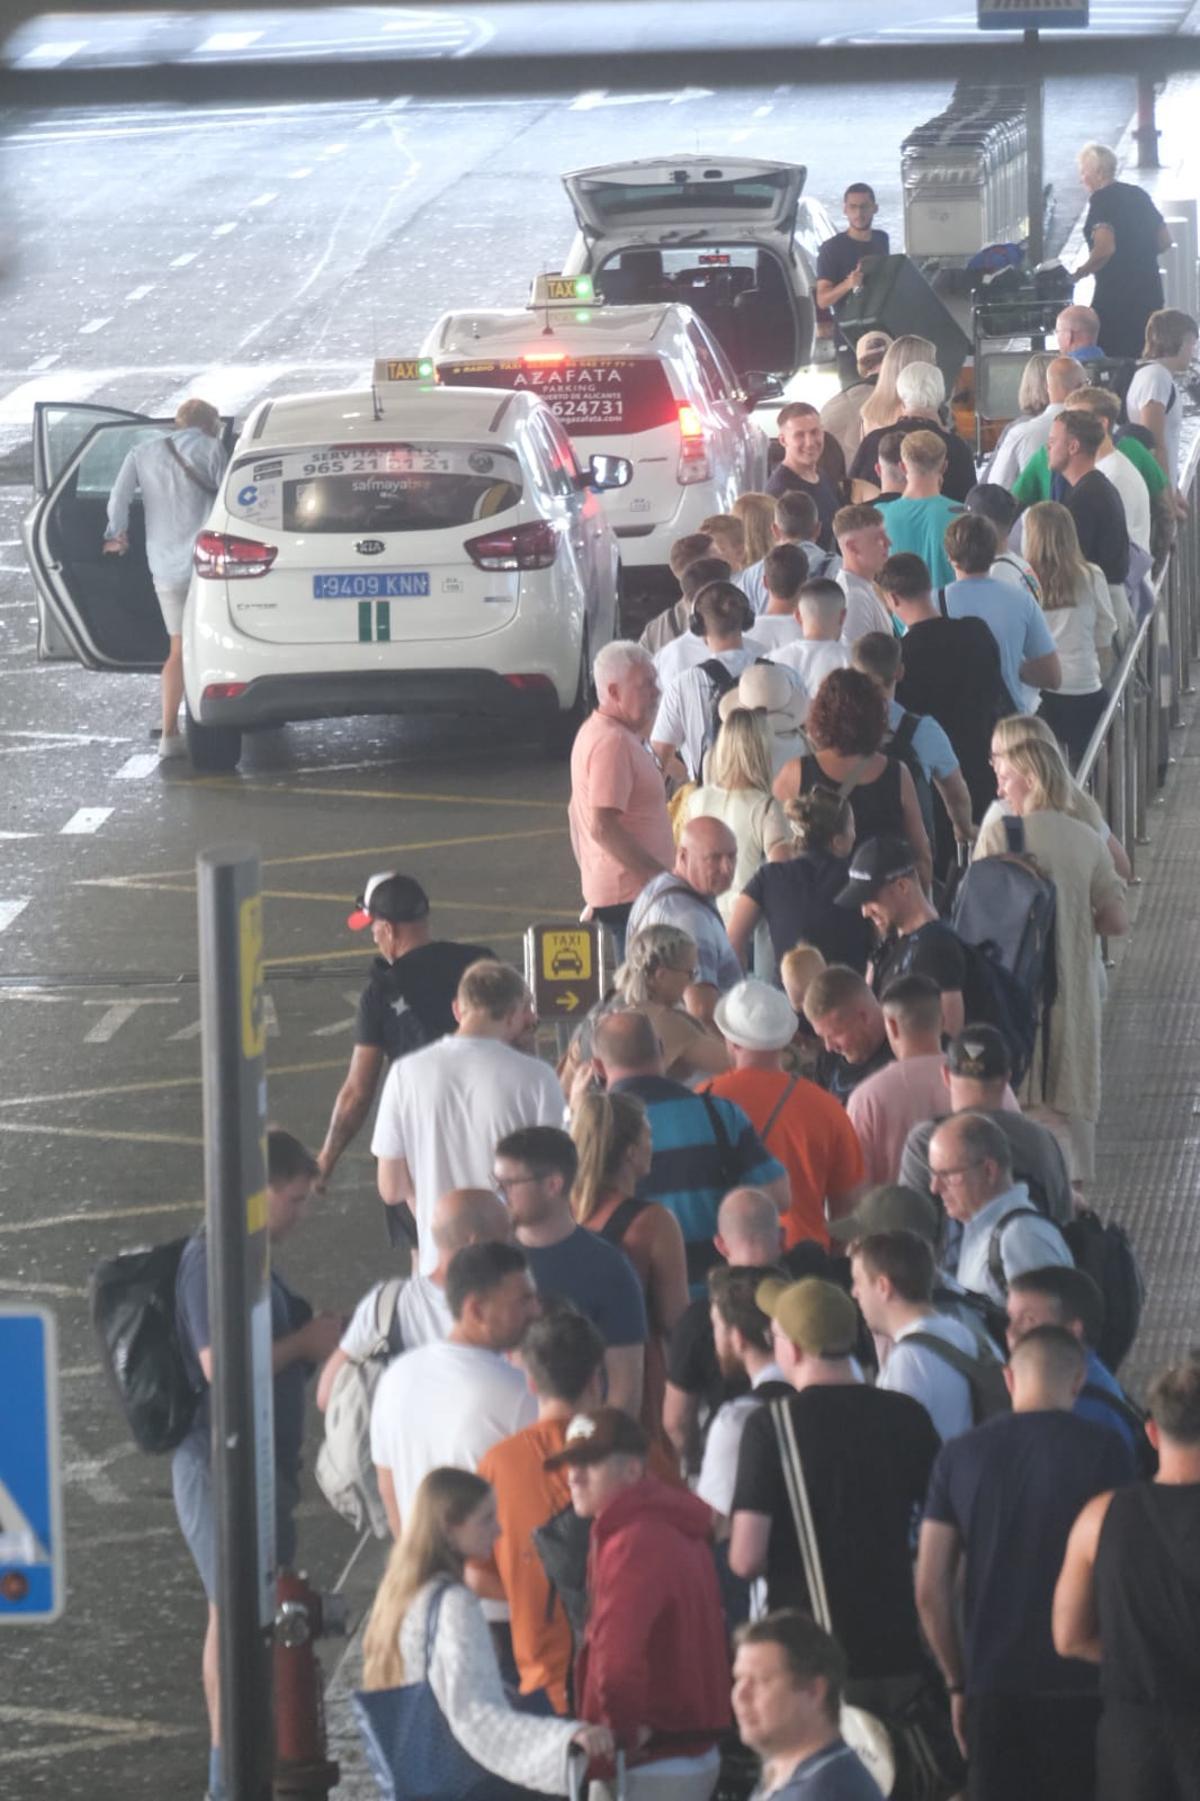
[478,1418,576,1713]
[702,1067,864,1248]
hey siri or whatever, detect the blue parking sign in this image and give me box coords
[0,1308,64,1623]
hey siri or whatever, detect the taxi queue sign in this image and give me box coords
[977,0,1088,24]
[525,922,608,1046]
[0,1307,63,1625]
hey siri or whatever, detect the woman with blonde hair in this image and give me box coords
[983,711,1132,879]
[684,708,790,972]
[857,333,938,438]
[613,923,729,1080]
[731,491,777,568]
[986,351,1056,490]
[976,729,1128,1186]
[1023,501,1117,767]
[360,1468,611,1787]
[571,1080,688,1437]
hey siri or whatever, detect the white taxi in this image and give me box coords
[24,366,629,771]
[558,156,836,383]
[421,277,771,594]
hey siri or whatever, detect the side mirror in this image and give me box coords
[586,453,633,491]
[744,371,785,406]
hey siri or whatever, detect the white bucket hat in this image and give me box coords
[718,662,807,734]
[713,978,799,1052]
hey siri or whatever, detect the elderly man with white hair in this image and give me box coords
[1055,304,1105,365]
[626,816,742,1018]
[849,359,978,503]
[568,639,673,958]
[103,397,228,758]
[1072,140,1171,359]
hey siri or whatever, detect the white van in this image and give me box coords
[422,286,770,591]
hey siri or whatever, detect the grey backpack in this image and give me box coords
[316,1277,405,1538]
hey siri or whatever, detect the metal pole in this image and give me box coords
[198,845,274,1801]
[1025,30,1045,266]
[1135,75,1161,170]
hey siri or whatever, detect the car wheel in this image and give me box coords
[543,630,592,760]
[185,707,243,773]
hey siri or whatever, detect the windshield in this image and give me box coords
[225,443,523,533]
[577,170,797,222]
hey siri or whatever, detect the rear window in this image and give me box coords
[577,171,795,222]
[225,443,522,534]
[438,358,675,437]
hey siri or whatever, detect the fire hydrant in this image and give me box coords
[274,1568,347,1797]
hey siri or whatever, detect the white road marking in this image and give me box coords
[0,370,113,427]
[0,1277,86,1298]
[82,997,178,1043]
[78,316,112,335]
[0,900,30,933]
[165,362,290,416]
[248,191,279,207]
[571,86,713,110]
[311,991,364,1037]
[61,807,113,835]
[114,751,160,779]
[14,39,87,66]
[2,728,131,743]
[212,221,238,237]
[321,143,349,156]
[28,351,60,371]
[167,1017,203,1042]
[195,28,264,52]
[287,167,314,179]
[169,250,198,268]
[0,831,37,839]
[60,1436,133,1505]
[753,104,773,118]
[124,283,155,301]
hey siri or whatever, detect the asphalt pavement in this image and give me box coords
[0,8,1181,1795]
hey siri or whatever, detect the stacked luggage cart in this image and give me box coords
[902,85,1030,262]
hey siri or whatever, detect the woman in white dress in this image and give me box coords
[684,708,790,976]
[361,1468,612,1794]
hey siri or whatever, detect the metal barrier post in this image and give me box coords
[198,845,274,1801]
[1110,700,1128,853]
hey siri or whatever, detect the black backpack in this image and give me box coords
[883,709,936,849]
[90,1237,198,1454]
[531,1502,592,1680]
[986,1206,1144,1375]
[932,1282,1009,1356]
[951,817,1057,1093]
[1080,1383,1158,1478]
[902,1331,1012,1424]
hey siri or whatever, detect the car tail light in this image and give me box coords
[502,673,556,694]
[464,520,558,571]
[194,530,278,579]
[676,403,710,485]
[203,682,248,701]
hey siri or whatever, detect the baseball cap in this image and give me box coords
[755,1275,858,1357]
[945,1025,1012,1082]
[542,1407,649,1470]
[834,835,916,909]
[827,1183,940,1246]
[347,871,431,932]
[856,330,892,372]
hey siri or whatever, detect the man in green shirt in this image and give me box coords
[1011,411,1165,510]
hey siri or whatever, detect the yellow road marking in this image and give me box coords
[187,776,563,810]
[0,1056,347,1110]
[263,935,520,967]
[0,1121,203,1147]
[0,1177,379,1235]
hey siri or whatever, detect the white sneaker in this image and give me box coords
[157,733,187,760]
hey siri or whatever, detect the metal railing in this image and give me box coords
[1078,428,1200,878]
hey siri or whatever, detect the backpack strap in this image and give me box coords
[375,1276,407,1358]
[1002,814,1026,856]
[902,1330,996,1382]
[770,1399,834,1635]
[699,658,739,697]
[937,586,949,619]
[759,1076,800,1149]
[1080,1381,1146,1435]
[599,1195,648,1247]
[889,711,921,757]
[700,1092,741,1191]
[986,1206,1051,1295]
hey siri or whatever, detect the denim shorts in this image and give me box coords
[172,1434,298,1602]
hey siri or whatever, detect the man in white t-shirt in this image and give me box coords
[372,960,563,1275]
[851,1232,986,1443]
[832,504,895,643]
[653,575,767,688]
[1125,309,1197,499]
[746,542,808,654]
[370,1240,538,1537]
[1071,385,1152,553]
[651,581,770,782]
[768,578,852,721]
[315,1186,511,1411]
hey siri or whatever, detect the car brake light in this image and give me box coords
[203,682,249,701]
[502,673,556,694]
[194,530,278,579]
[464,520,558,571]
[676,403,710,485]
[522,351,568,366]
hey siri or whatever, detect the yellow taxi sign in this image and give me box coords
[529,273,597,308]
[524,922,606,1019]
[373,357,436,383]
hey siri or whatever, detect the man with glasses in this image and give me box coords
[494,1125,647,1417]
[928,1113,1072,1305]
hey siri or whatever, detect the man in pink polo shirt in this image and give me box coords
[569,641,674,956]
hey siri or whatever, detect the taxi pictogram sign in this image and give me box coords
[525,923,606,1019]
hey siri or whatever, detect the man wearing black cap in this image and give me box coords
[316,872,490,1189]
[836,837,969,1039]
[546,1407,731,1801]
[898,1026,1072,1226]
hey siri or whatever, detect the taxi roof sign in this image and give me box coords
[373,357,436,383]
[529,273,597,308]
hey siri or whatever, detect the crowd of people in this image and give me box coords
[172,155,1200,1801]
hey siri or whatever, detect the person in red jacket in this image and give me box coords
[545,1408,731,1801]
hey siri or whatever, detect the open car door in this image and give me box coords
[26,406,231,671]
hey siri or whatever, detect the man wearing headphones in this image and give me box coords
[651,580,779,784]
[654,562,765,687]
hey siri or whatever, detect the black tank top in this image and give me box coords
[798,753,906,846]
[1094,1482,1200,1708]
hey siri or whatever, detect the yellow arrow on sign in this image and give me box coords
[558,990,581,1013]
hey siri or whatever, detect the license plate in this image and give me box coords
[312,572,431,599]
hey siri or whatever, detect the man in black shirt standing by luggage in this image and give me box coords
[815,184,890,320]
[316,871,490,1188]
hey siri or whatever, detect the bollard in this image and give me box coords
[273,1569,346,1798]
